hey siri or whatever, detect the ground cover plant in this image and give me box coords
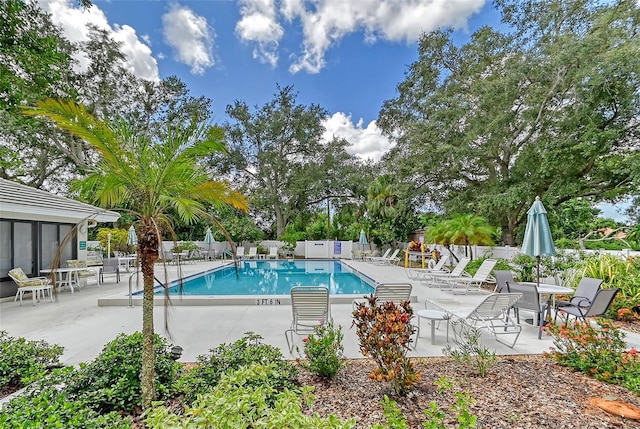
[0,330,63,395]
[177,332,298,404]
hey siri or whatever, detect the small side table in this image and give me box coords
[416,309,450,345]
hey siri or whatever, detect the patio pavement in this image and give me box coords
[1,259,639,366]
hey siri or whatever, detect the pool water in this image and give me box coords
[158,260,376,296]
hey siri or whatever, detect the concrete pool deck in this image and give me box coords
[1,259,639,365]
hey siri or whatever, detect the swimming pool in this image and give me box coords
[157,260,376,296]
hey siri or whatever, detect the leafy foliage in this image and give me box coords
[298,321,346,379]
[177,332,298,404]
[65,332,182,412]
[216,85,367,237]
[352,296,421,395]
[378,0,640,245]
[546,319,640,394]
[0,331,63,388]
[0,367,130,429]
[146,363,356,428]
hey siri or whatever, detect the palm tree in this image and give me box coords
[366,176,399,219]
[430,214,495,260]
[24,99,248,409]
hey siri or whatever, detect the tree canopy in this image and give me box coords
[378,0,640,245]
[212,85,368,237]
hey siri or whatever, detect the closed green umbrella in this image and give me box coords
[127,225,138,246]
[204,227,215,259]
[521,196,556,287]
[359,229,368,252]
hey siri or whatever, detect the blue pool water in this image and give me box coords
[156,260,376,296]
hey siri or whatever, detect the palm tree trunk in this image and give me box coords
[139,224,159,410]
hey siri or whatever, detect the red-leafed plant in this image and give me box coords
[352,295,421,395]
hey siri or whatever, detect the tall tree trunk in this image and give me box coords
[139,224,159,410]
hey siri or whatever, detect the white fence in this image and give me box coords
[88,240,639,261]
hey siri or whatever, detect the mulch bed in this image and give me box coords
[298,355,640,428]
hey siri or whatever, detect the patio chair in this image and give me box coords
[556,288,619,323]
[352,282,412,310]
[442,259,497,294]
[235,246,245,259]
[66,259,100,287]
[420,257,471,286]
[493,270,516,294]
[455,293,523,348]
[366,248,390,263]
[553,277,603,322]
[407,254,450,280]
[268,247,278,259]
[284,286,331,353]
[506,281,546,339]
[101,257,120,283]
[373,248,401,265]
[8,267,53,306]
[247,247,258,259]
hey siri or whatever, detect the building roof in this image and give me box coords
[0,178,120,223]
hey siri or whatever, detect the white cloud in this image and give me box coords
[282,0,486,74]
[322,112,393,162]
[36,0,159,81]
[162,3,215,75]
[236,0,283,68]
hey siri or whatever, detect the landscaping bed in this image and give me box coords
[298,355,640,428]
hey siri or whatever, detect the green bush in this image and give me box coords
[546,318,640,393]
[0,367,130,429]
[177,332,298,403]
[66,332,182,412]
[0,331,63,388]
[298,321,346,378]
[146,363,356,428]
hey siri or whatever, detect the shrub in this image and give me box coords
[443,321,497,377]
[146,363,356,428]
[298,321,346,378]
[177,332,298,403]
[0,367,130,429]
[352,295,421,395]
[0,331,63,388]
[545,318,640,393]
[66,332,182,412]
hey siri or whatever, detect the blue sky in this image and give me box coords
[37,0,493,161]
[35,0,630,222]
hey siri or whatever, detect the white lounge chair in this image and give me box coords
[406,254,450,280]
[268,247,278,259]
[365,248,390,263]
[372,249,400,265]
[353,282,412,310]
[443,259,497,294]
[8,268,53,306]
[284,286,331,353]
[247,247,258,259]
[421,257,470,286]
[454,293,522,348]
[235,246,245,259]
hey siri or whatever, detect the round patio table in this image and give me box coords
[415,309,450,345]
